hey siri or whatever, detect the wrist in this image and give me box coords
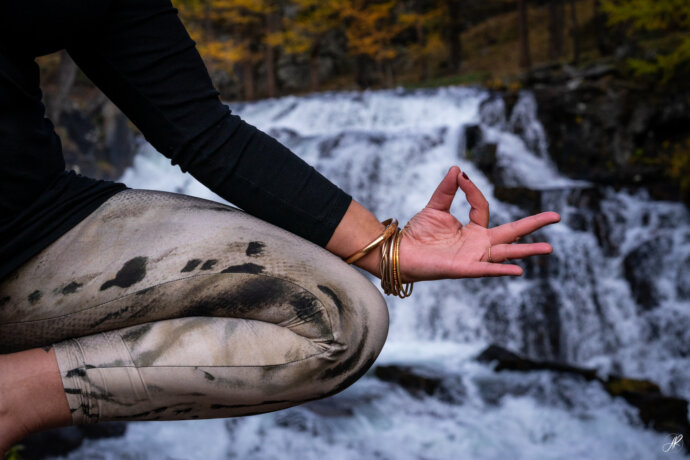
[325,200,385,278]
[354,243,383,278]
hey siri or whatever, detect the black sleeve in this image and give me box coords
[64,0,351,247]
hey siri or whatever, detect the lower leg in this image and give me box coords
[0,347,72,454]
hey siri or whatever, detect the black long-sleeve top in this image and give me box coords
[0,0,352,281]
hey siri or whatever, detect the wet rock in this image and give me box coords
[676,256,690,300]
[477,344,598,380]
[493,187,542,214]
[622,236,673,310]
[517,282,562,360]
[374,364,465,404]
[464,124,482,151]
[463,124,500,185]
[605,376,690,442]
[15,422,127,459]
[477,344,690,453]
[531,64,690,204]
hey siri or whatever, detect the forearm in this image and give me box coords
[325,200,385,279]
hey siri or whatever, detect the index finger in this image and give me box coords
[458,171,490,227]
[489,212,561,245]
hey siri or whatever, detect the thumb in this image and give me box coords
[426,166,461,212]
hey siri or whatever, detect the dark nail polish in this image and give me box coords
[462,172,469,180]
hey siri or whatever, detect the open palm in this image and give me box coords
[399,166,560,281]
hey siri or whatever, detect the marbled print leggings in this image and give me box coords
[0,190,389,424]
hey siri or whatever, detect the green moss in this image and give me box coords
[605,377,660,396]
[403,72,492,89]
[668,139,690,201]
[3,445,24,460]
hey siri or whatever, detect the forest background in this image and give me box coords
[36,0,690,203]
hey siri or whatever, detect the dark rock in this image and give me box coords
[531,66,690,203]
[463,125,500,184]
[374,364,465,404]
[676,256,690,300]
[605,376,689,444]
[78,422,127,440]
[581,64,617,80]
[477,344,690,453]
[493,186,542,214]
[622,236,673,310]
[464,124,482,151]
[518,282,562,360]
[476,344,598,380]
[16,422,127,459]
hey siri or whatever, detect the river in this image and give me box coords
[58,86,690,459]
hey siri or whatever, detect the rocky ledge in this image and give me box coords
[370,344,689,454]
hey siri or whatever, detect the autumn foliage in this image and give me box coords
[173,0,690,100]
[173,0,466,99]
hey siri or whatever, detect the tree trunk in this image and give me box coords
[242,62,255,101]
[356,55,373,89]
[593,0,611,56]
[265,11,279,98]
[49,50,78,123]
[309,45,320,92]
[548,0,565,61]
[518,0,531,70]
[102,100,135,172]
[385,60,394,88]
[265,48,276,98]
[444,0,462,72]
[202,0,211,41]
[415,24,430,81]
[569,0,580,64]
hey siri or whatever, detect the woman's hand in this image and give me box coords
[399,166,560,281]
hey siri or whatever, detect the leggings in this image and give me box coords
[0,190,389,424]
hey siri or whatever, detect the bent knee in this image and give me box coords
[311,272,389,398]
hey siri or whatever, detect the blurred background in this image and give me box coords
[13,0,690,458]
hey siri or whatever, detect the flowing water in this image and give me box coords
[60,86,690,459]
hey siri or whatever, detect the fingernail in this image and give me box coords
[462,172,469,180]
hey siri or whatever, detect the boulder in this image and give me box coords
[14,422,127,460]
[477,344,690,453]
[493,186,542,214]
[622,236,673,310]
[373,364,465,404]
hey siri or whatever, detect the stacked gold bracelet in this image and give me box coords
[344,218,398,264]
[379,227,414,298]
[342,218,414,298]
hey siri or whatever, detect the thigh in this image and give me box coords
[0,189,382,354]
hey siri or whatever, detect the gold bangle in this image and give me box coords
[380,228,396,295]
[396,228,413,298]
[344,218,398,264]
[380,227,414,298]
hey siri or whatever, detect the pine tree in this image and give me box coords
[517,0,531,69]
[601,0,690,83]
[398,5,448,80]
[340,0,405,87]
[548,0,565,61]
[279,0,343,91]
[175,0,280,100]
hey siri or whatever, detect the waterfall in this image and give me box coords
[65,86,689,459]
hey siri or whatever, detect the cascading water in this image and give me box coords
[60,86,690,459]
